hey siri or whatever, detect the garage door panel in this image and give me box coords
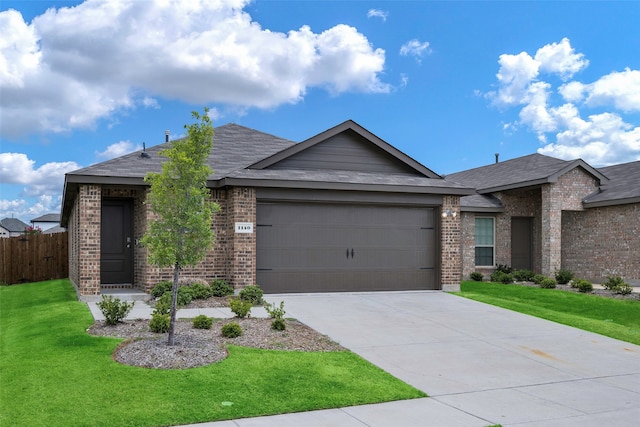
[257,202,438,293]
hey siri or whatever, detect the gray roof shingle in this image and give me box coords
[31,213,60,223]
[0,218,29,232]
[584,160,640,206]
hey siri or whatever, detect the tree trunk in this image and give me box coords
[167,264,180,346]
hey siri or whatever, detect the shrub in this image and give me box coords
[490,271,513,284]
[154,293,171,316]
[470,272,484,281]
[615,283,633,295]
[150,281,173,298]
[271,318,286,331]
[192,315,213,329]
[239,285,264,305]
[574,279,593,293]
[221,322,243,338]
[229,298,252,318]
[603,275,626,291]
[177,286,193,306]
[96,295,134,325]
[189,282,212,300]
[265,301,286,319]
[532,274,546,285]
[149,313,170,333]
[539,278,557,289]
[210,279,234,297]
[495,264,512,274]
[555,269,574,285]
[513,269,535,282]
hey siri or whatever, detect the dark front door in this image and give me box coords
[511,217,533,270]
[101,199,133,284]
[256,202,437,293]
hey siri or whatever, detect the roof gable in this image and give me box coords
[447,153,607,193]
[250,120,441,179]
[0,218,29,232]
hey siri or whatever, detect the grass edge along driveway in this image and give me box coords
[0,279,425,427]
[456,281,640,345]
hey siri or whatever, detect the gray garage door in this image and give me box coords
[257,202,437,293]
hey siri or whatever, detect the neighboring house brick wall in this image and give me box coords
[562,203,640,283]
[441,195,461,290]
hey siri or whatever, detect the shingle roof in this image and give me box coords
[31,213,60,223]
[446,153,607,192]
[0,218,29,232]
[68,123,295,181]
[585,160,640,206]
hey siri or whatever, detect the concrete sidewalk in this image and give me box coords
[88,291,640,426]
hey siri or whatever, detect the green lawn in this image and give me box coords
[0,280,425,427]
[457,281,640,345]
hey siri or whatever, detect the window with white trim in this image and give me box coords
[475,217,495,266]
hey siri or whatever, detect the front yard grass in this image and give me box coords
[0,279,425,427]
[457,281,640,345]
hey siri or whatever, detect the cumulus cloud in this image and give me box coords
[96,141,143,159]
[0,152,80,196]
[367,9,388,21]
[489,38,640,165]
[399,39,431,63]
[0,0,388,139]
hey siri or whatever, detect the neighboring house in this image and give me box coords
[446,153,640,285]
[31,213,63,232]
[61,120,474,299]
[0,218,29,238]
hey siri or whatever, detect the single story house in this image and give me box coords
[0,218,30,238]
[446,154,640,285]
[30,213,62,232]
[61,120,474,298]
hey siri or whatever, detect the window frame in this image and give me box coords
[474,216,495,267]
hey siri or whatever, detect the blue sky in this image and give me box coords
[1,0,639,224]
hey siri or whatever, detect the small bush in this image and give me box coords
[513,269,535,282]
[555,269,574,285]
[470,272,484,281]
[192,315,213,330]
[495,264,512,274]
[189,283,212,300]
[574,279,593,293]
[149,313,170,333]
[490,271,513,284]
[97,295,134,325]
[221,322,243,338]
[150,281,173,298]
[177,286,193,306]
[539,278,557,289]
[615,283,633,295]
[229,298,252,318]
[154,293,171,316]
[210,279,234,297]
[239,285,264,305]
[265,301,286,319]
[603,275,626,291]
[532,274,546,285]
[271,318,286,331]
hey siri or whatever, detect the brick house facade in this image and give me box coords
[451,154,640,284]
[61,120,473,298]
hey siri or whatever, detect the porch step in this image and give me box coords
[80,287,152,302]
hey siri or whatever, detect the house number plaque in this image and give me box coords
[234,222,254,233]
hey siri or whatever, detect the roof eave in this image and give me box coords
[583,196,640,208]
[460,206,505,213]
[478,178,550,194]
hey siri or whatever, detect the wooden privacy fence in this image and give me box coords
[0,232,68,285]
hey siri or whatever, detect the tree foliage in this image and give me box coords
[141,108,219,345]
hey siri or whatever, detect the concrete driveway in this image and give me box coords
[255,291,639,427]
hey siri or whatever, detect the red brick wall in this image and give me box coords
[441,195,462,289]
[77,185,101,295]
[562,203,640,283]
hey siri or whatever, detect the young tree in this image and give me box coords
[141,108,219,345]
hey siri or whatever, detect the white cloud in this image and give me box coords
[0,152,80,196]
[96,141,142,160]
[399,39,431,64]
[1,0,388,139]
[367,9,388,21]
[490,38,640,166]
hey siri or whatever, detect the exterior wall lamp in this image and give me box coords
[442,209,457,218]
